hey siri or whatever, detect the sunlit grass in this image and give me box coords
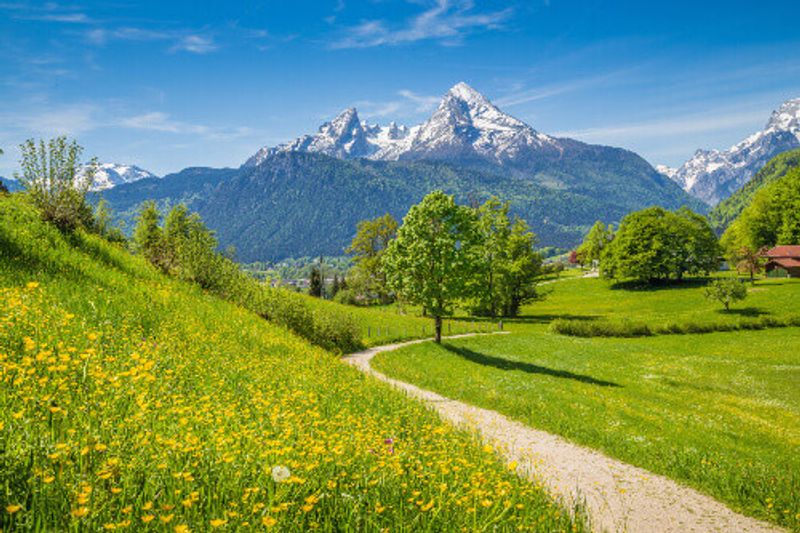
[374,276,800,531]
[0,194,583,531]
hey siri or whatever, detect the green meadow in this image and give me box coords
[373,275,800,531]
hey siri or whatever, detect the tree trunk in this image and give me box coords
[434,315,442,344]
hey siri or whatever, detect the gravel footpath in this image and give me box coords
[343,334,783,533]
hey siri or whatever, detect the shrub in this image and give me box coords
[16,137,97,231]
[704,278,747,311]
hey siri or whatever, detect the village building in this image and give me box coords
[763,245,800,278]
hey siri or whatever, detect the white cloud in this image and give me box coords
[398,89,440,112]
[120,112,254,140]
[331,0,511,49]
[555,109,767,145]
[170,35,217,54]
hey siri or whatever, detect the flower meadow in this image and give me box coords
[0,195,583,531]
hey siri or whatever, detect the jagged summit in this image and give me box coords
[766,98,800,132]
[660,97,800,205]
[243,82,558,167]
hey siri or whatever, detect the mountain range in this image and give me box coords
[659,98,800,205]
[99,82,703,262]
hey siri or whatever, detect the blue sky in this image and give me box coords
[1,0,799,177]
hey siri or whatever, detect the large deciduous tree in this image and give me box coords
[469,198,541,317]
[383,191,479,343]
[602,206,720,283]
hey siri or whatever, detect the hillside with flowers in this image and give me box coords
[0,193,582,531]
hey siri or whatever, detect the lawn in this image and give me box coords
[0,194,582,531]
[373,276,800,531]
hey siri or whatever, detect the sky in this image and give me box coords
[1,0,799,177]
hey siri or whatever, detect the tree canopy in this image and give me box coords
[602,207,720,283]
[383,191,479,342]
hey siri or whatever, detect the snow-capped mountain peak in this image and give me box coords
[243,82,559,167]
[84,163,158,191]
[660,97,800,205]
[765,98,800,132]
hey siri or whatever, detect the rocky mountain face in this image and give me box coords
[246,82,564,168]
[662,98,800,205]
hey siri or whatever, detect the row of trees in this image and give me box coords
[345,192,542,342]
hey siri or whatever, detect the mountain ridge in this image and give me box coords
[661,98,800,205]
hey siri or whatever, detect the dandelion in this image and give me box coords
[72,507,89,518]
[6,504,22,514]
[271,465,291,483]
[210,518,227,528]
[174,525,190,533]
[261,516,277,527]
[26,281,39,289]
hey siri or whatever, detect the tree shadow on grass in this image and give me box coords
[448,313,599,325]
[441,344,621,388]
[609,278,711,292]
[717,307,769,317]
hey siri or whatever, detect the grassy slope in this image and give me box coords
[0,194,581,531]
[709,148,800,232]
[374,277,800,530]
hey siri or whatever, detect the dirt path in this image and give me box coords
[344,334,782,533]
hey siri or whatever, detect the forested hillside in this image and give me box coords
[709,148,800,232]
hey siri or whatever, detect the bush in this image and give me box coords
[17,137,97,232]
[333,288,361,306]
[550,315,800,338]
[549,319,652,338]
[704,278,747,311]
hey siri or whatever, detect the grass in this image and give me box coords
[0,194,583,531]
[304,297,491,347]
[373,276,800,531]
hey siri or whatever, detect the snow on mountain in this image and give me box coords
[655,165,677,180]
[243,109,417,167]
[390,82,559,163]
[244,82,560,167]
[87,163,158,191]
[663,98,800,205]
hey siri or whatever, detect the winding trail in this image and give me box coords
[344,334,782,533]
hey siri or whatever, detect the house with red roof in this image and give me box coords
[762,245,800,278]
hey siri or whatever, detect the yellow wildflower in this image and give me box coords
[6,504,22,514]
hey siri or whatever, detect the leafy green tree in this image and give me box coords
[93,199,126,242]
[498,218,542,316]
[602,207,719,283]
[704,278,747,311]
[308,265,323,297]
[673,207,721,280]
[383,191,479,343]
[469,198,511,317]
[469,198,542,317]
[346,213,398,304]
[133,201,164,268]
[16,137,97,231]
[576,221,612,268]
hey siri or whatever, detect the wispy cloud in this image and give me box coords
[397,89,440,112]
[555,108,767,145]
[120,112,253,140]
[169,35,217,54]
[86,27,217,54]
[355,88,441,121]
[495,71,632,107]
[330,0,512,49]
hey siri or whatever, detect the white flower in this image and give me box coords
[271,465,291,483]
